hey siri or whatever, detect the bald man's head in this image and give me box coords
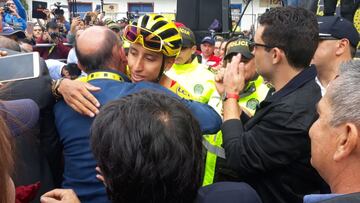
[75,26,123,72]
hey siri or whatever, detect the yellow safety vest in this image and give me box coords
[165,58,216,104]
[202,76,270,186]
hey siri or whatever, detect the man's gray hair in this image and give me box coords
[328,60,360,126]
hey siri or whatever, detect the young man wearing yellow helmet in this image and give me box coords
[55,14,222,130]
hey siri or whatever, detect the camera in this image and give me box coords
[58,25,64,33]
[85,15,92,24]
[0,2,12,13]
[49,32,61,40]
[4,5,12,13]
[52,2,65,19]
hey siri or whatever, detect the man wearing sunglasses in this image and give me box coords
[311,16,359,96]
[216,7,327,203]
[52,16,221,203]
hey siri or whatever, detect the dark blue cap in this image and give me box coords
[201,36,215,45]
[317,16,359,48]
[0,23,26,39]
[0,99,39,136]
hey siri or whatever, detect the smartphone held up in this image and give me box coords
[0,50,40,83]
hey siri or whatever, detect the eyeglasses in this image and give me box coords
[249,42,275,50]
[6,2,14,6]
[122,25,165,53]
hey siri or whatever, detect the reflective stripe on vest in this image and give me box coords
[202,131,224,186]
[202,138,225,159]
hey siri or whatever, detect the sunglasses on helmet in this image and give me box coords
[122,25,165,53]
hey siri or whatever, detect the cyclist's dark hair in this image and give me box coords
[90,90,203,203]
[63,63,81,78]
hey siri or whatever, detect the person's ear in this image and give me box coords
[335,39,350,56]
[272,47,285,65]
[164,57,175,71]
[333,123,359,161]
[191,45,197,54]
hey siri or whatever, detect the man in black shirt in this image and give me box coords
[215,7,326,203]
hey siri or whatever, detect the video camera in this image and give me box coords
[119,17,129,24]
[49,32,62,40]
[4,5,12,13]
[52,2,65,19]
[126,11,139,21]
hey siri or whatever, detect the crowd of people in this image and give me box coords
[0,1,360,203]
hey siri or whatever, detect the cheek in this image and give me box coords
[254,57,262,70]
[127,53,138,65]
[315,45,333,59]
[309,121,317,140]
[177,52,185,59]
[185,51,192,59]
[145,61,162,79]
[127,56,134,67]
[309,120,328,148]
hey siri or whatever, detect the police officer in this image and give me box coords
[160,26,216,104]
[203,38,270,186]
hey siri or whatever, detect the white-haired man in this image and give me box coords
[307,60,360,203]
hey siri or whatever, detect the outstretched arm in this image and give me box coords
[55,79,101,117]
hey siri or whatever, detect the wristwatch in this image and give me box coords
[221,92,240,102]
[51,78,65,100]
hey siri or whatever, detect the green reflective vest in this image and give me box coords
[165,58,216,103]
[203,76,270,186]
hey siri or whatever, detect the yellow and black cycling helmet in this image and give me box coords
[123,14,182,57]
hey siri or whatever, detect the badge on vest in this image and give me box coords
[246,98,259,110]
[194,84,204,95]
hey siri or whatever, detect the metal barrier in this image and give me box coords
[33,43,73,48]
[33,43,73,63]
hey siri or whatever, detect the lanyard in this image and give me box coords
[77,71,125,83]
